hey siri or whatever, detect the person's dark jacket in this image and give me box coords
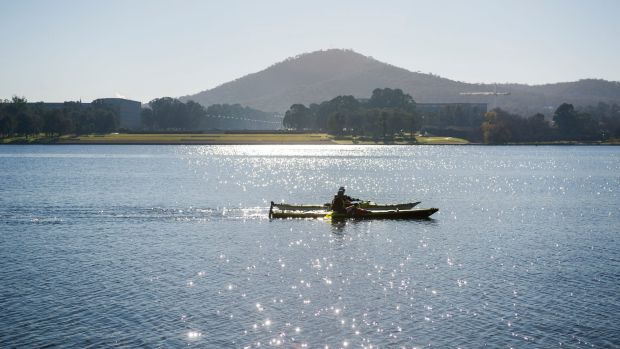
[331,195,347,213]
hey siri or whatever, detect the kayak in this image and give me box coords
[272,201,421,211]
[269,207,438,220]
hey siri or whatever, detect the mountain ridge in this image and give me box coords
[181,49,620,115]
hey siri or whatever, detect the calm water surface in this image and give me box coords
[0,145,618,348]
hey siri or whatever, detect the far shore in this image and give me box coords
[1,133,619,145]
[1,133,471,145]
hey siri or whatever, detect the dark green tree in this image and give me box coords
[0,114,17,137]
[283,104,312,129]
[141,108,155,130]
[526,113,552,141]
[315,95,360,130]
[327,112,346,135]
[553,103,579,139]
[481,109,515,144]
[368,88,416,112]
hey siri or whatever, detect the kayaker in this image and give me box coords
[338,186,359,203]
[331,188,349,214]
[332,187,367,217]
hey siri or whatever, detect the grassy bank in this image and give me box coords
[332,135,469,145]
[1,133,470,145]
[1,133,332,144]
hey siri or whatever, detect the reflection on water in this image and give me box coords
[330,219,348,232]
[0,145,619,348]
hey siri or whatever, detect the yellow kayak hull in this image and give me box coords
[270,208,438,220]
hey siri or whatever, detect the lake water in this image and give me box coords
[0,145,618,348]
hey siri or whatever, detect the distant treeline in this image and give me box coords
[482,103,620,143]
[283,88,485,140]
[283,88,420,139]
[141,97,281,131]
[0,96,282,138]
[0,97,119,137]
[4,92,619,143]
[283,88,620,143]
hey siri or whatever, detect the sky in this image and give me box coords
[1,0,619,103]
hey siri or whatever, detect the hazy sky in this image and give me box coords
[1,0,618,102]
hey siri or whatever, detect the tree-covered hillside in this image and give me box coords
[181,49,620,115]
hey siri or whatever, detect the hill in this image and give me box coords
[181,49,620,115]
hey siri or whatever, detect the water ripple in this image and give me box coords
[1,145,618,347]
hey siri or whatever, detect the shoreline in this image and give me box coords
[0,133,469,145]
[1,133,618,145]
[3,142,619,146]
